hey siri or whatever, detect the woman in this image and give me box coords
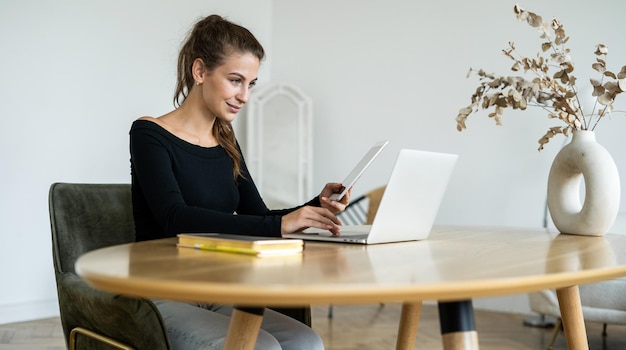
[129,14,349,350]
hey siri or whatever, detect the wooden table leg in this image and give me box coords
[438,301,479,350]
[556,286,589,350]
[396,301,422,350]
[223,307,264,350]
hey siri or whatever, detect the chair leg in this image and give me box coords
[547,318,562,350]
[70,327,134,350]
[602,323,607,337]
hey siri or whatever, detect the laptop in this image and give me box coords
[289,149,458,244]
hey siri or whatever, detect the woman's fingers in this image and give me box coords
[303,206,340,227]
[281,206,341,235]
[320,182,344,198]
[320,186,351,214]
[320,197,344,214]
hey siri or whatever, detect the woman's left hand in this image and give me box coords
[319,182,351,215]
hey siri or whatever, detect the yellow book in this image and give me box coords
[176,233,303,257]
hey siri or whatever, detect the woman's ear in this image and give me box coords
[192,58,206,84]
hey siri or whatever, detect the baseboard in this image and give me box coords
[0,299,60,325]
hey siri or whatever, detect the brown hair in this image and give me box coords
[174,15,265,179]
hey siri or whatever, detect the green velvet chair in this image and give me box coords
[50,183,172,349]
[49,182,311,349]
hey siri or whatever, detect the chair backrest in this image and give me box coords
[337,194,369,225]
[337,186,386,225]
[365,186,386,225]
[49,183,135,274]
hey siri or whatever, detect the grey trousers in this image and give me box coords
[153,300,325,350]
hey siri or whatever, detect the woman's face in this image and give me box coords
[199,52,260,122]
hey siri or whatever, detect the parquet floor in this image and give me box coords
[1,303,626,349]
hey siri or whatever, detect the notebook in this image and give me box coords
[289,149,458,244]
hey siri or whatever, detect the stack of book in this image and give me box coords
[177,233,304,257]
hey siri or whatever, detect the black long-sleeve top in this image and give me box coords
[129,120,319,242]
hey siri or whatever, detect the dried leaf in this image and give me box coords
[488,111,503,126]
[567,114,577,123]
[592,62,606,73]
[553,70,570,84]
[527,12,543,27]
[550,126,563,133]
[598,92,613,105]
[595,44,608,55]
[555,52,571,64]
[495,95,508,107]
[519,98,527,109]
[456,106,473,131]
[619,78,626,92]
[553,18,568,45]
[562,62,574,73]
[604,81,620,94]
[573,119,582,129]
[592,84,605,97]
[604,71,617,79]
[537,127,562,151]
[459,107,473,115]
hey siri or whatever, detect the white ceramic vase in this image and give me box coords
[547,130,621,236]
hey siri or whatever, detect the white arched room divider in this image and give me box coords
[245,83,313,209]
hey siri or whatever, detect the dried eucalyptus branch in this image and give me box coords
[456,4,626,150]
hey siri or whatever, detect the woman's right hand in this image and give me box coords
[281,206,341,236]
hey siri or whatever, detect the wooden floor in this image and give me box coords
[1,303,626,349]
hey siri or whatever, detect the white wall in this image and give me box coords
[0,0,272,324]
[270,0,626,314]
[271,0,626,224]
[2,0,626,324]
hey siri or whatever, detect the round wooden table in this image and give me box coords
[76,226,626,349]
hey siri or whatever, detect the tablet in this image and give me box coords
[329,140,389,201]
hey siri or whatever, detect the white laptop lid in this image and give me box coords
[365,149,458,244]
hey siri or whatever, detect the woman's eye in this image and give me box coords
[230,79,242,85]
[249,81,257,89]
